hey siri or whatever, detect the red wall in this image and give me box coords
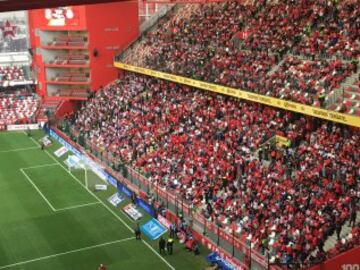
[28,16,46,98]
[55,100,79,118]
[29,2,139,99]
[310,246,360,270]
[86,2,139,90]
[28,6,87,31]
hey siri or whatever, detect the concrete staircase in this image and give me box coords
[267,57,286,76]
[343,68,360,86]
[324,211,360,252]
[326,66,360,115]
[37,100,61,120]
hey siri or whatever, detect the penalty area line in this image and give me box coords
[0,237,135,269]
[27,135,176,270]
[21,163,59,170]
[55,201,101,211]
[19,168,57,212]
[0,146,39,153]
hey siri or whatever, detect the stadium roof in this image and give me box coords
[0,0,128,12]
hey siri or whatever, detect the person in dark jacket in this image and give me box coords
[159,237,166,255]
[135,223,141,240]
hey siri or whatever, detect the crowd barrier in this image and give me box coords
[113,61,360,128]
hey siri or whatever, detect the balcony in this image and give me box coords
[43,36,88,50]
[47,72,90,85]
[46,54,89,68]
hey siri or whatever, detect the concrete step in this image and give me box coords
[267,58,286,76]
[324,211,360,252]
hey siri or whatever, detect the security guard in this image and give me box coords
[135,223,141,240]
[167,237,174,255]
[159,236,166,255]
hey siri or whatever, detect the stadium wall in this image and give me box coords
[309,246,360,270]
[55,100,80,118]
[85,2,139,90]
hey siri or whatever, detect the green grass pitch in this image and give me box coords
[0,130,209,270]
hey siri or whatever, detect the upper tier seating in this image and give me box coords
[0,66,26,84]
[294,1,360,59]
[0,91,39,124]
[121,0,360,113]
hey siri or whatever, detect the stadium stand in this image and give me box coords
[121,0,360,113]
[266,56,354,105]
[0,90,39,124]
[67,73,360,266]
[294,0,360,59]
[0,65,27,85]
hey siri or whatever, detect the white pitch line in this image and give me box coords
[21,163,59,170]
[0,237,135,269]
[55,201,101,212]
[0,146,38,153]
[19,168,56,212]
[28,136,176,270]
[0,131,24,135]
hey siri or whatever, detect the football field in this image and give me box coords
[0,130,208,270]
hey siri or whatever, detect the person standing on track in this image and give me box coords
[159,236,166,255]
[167,237,174,255]
[135,223,141,240]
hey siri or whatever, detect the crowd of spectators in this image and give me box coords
[240,0,316,53]
[265,56,354,104]
[294,0,360,59]
[122,0,359,110]
[0,66,27,86]
[0,90,39,124]
[69,73,360,265]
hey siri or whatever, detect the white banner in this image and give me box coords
[123,204,143,221]
[107,193,124,207]
[95,184,107,191]
[54,146,68,157]
[39,135,52,147]
[7,124,40,131]
[64,155,80,168]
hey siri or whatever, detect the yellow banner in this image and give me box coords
[276,135,291,147]
[114,62,360,128]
